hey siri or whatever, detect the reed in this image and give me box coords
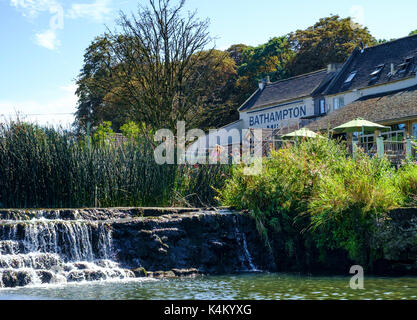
[0,121,230,208]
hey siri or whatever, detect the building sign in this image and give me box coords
[248,104,307,129]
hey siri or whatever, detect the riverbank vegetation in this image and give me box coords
[218,138,417,269]
[0,121,231,209]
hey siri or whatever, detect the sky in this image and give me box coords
[0,0,417,127]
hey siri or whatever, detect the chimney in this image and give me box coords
[390,63,395,76]
[266,76,271,84]
[258,76,271,90]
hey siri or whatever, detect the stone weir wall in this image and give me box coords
[0,208,276,288]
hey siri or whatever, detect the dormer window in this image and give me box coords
[398,58,412,74]
[370,64,384,79]
[344,71,357,84]
[398,63,409,73]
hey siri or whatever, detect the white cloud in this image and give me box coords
[9,0,59,17]
[0,84,78,127]
[9,1,113,50]
[35,29,60,50]
[67,0,112,23]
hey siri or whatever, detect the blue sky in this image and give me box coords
[1,0,417,126]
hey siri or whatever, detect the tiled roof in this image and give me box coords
[324,34,417,95]
[239,69,335,112]
[306,85,417,131]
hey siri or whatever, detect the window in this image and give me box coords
[397,58,413,74]
[333,96,345,110]
[344,71,357,84]
[370,64,384,79]
[333,98,339,110]
[320,99,326,114]
[413,123,417,138]
[339,96,345,108]
[398,63,409,74]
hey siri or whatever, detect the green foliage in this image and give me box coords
[396,163,417,205]
[409,30,417,36]
[0,121,230,209]
[236,37,294,92]
[288,15,376,75]
[218,138,412,267]
[120,121,141,140]
[308,153,401,265]
[93,121,115,144]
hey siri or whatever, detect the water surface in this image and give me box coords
[1,273,417,300]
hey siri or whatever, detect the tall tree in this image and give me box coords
[105,0,216,131]
[288,15,376,76]
[236,36,294,94]
[74,35,117,132]
[226,44,252,66]
[192,49,239,129]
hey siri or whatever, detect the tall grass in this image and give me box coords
[0,121,231,208]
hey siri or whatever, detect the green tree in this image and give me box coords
[236,36,294,93]
[192,49,241,129]
[75,36,116,132]
[288,15,376,76]
[410,30,417,36]
[226,44,252,66]
[93,121,115,145]
[120,121,146,141]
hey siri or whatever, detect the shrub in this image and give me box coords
[396,163,417,205]
[218,137,405,267]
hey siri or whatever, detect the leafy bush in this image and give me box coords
[396,163,417,205]
[218,137,407,267]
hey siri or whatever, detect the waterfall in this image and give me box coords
[0,218,135,288]
[232,216,259,272]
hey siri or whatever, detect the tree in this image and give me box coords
[236,36,294,93]
[74,35,116,132]
[288,15,376,76]
[192,49,240,128]
[93,121,115,145]
[410,30,417,36]
[105,0,217,131]
[226,44,252,66]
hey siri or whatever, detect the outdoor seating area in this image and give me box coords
[265,117,416,164]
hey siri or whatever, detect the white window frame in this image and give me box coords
[319,99,326,114]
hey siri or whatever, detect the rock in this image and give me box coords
[67,270,85,282]
[85,270,107,281]
[36,270,54,284]
[171,268,200,277]
[132,267,147,278]
[73,262,89,270]
[148,270,175,278]
[2,270,18,287]
[111,210,276,274]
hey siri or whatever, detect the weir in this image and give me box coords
[0,208,273,288]
[0,218,135,288]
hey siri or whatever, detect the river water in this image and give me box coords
[1,273,417,300]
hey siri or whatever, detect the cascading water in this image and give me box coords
[232,216,258,272]
[0,217,135,288]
